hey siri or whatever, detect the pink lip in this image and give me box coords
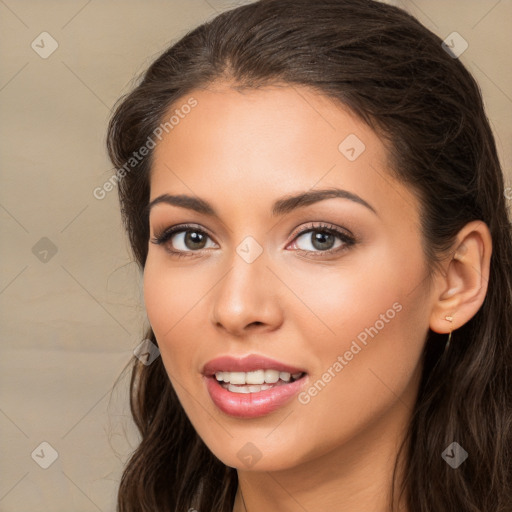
[202,354,306,376]
[202,354,308,418]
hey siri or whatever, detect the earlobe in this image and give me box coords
[429,220,492,334]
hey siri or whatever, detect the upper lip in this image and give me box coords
[202,354,307,376]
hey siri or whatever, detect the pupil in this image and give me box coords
[312,231,334,250]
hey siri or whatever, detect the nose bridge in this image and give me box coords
[211,237,281,334]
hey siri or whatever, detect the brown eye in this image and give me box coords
[151,224,217,256]
[181,230,208,250]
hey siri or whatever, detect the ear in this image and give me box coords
[429,220,492,334]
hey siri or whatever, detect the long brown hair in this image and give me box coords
[106,1,512,510]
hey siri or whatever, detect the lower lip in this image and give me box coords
[204,375,307,418]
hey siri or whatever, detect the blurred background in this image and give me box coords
[0,1,510,510]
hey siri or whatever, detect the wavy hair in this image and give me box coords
[106,0,512,510]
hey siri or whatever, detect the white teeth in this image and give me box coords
[215,369,303,384]
[227,383,273,394]
[280,372,291,382]
[264,369,280,383]
[248,384,269,393]
[228,383,250,393]
[246,370,265,384]
[229,372,246,385]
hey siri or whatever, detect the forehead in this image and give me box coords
[149,83,418,224]
[152,83,376,173]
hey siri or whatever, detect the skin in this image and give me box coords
[144,82,492,512]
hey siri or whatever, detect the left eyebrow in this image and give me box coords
[271,188,378,217]
[146,187,378,218]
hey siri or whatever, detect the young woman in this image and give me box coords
[106,1,512,510]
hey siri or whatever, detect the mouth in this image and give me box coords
[202,354,308,418]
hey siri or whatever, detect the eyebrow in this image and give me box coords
[146,188,378,218]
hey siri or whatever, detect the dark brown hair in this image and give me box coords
[106,0,512,510]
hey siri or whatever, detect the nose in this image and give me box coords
[210,250,283,337]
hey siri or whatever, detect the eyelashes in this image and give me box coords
[150,222,356,259]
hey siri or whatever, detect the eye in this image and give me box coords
[150,224,217,257]
[288,222,355,256]
[150,222,356,258]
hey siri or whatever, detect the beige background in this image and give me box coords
[0,1,510,511]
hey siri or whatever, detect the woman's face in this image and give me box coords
[144,83,432,471]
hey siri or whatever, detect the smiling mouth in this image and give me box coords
[215,369,307,394]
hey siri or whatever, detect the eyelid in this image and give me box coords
[289,222,354,242]
[150,223,216,247]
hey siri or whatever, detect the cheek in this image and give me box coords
[289,252,427,425]
[282,250,410,346]
[143,256,197,335]
[143,258,191,368]
[143,255,215,385]
[292,301,424,463]
[296,274,418,406]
